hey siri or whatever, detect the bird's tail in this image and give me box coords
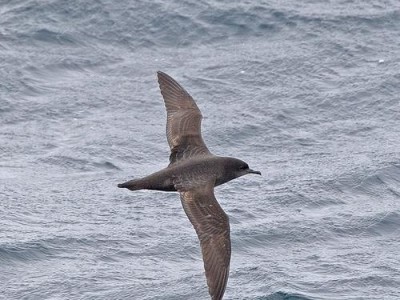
[117,179,144,191]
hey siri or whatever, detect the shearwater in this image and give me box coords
[118,71,261,300]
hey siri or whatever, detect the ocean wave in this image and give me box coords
[0,239,61,265]
[38,155,120,172]
[259,291,314,300]
[0,236,124,265]
[3,0,398,50]
[0,1,298,49]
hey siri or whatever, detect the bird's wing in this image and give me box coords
[157,71,212,165]
[179,181,231,300]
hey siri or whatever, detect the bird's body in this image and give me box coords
[118,71,260,300]
[118,155,251,192]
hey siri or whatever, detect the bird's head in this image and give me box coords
[224,157,261,180]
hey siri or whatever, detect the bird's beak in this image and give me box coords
[248,169,261,175]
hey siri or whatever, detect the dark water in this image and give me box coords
[1,1,400,299]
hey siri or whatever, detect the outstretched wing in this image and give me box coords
[179,182,231,300]
[157,71,212,165]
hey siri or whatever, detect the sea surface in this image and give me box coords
[1,1,400,299]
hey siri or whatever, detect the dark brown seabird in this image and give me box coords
[118,71,261,300]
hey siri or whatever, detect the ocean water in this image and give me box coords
[1,0,400,299]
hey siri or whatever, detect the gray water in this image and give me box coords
[1,1,400,299]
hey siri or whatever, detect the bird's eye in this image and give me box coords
[239,165,248,170]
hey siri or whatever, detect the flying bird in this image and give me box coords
[118,71,261,300]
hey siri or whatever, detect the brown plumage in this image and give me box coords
[158,71,211,165]
[118,71,261,300]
